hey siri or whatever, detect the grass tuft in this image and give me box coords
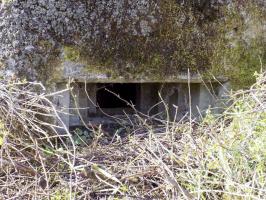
[0,72,265,199]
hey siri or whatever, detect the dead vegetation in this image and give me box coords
[0,72,265,199]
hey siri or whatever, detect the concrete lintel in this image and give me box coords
[57,68,228,84]
[56,77,228,84]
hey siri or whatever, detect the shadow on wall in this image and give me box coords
[54,81,230,131]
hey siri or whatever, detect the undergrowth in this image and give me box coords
[0,72,265,199]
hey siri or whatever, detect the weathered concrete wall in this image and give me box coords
[0,0,160,80]
[1,0,264,85]
[54,83,70,131]
[158,82,226,120]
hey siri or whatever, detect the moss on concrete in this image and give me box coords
[209,2,266,89]
[32,1,265,88]
[63,46,80,62]
[64,0,219,80]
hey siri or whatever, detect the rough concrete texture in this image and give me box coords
[0,0,232,81]
[0,0,160,80]
[0,0,265,82]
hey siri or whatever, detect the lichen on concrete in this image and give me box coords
[0,0,265,88]
[209,2,266,89]
[0,0,160,81]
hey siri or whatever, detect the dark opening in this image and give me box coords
[96,83,138,108]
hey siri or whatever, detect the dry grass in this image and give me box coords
[0,72,265,199]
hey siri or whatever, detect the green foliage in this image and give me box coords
[42,145,56,156]
[70,128,94,146]
[185,78,266,198]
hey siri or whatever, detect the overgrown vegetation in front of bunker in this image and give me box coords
[0,72,265,199]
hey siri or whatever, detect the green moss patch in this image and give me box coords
[40,1,265,89]
[63,46,80,62]
[210,3,266,89]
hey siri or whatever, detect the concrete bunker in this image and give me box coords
[55,80,227,131]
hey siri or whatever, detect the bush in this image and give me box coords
[0,73,265,199]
